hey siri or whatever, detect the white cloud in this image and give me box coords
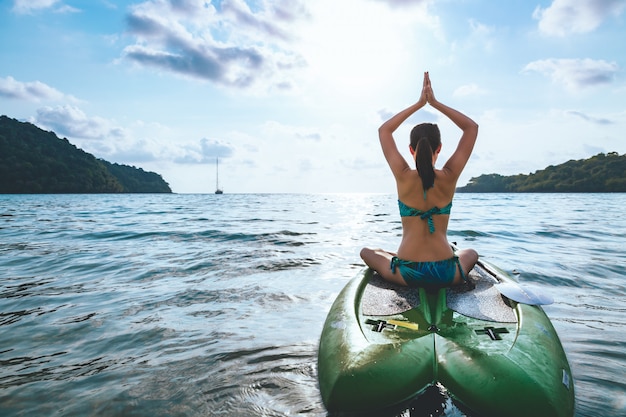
[12,0,79,14]
[174,138,235,164]
[533,0,626,37]
[467,18,496,52]
[119,0,439,96]
[566,110,614,125]
[469,19,494,37]
[121,0,308,90]
[55,4,80,13]
[261,120,322,142]
[12,0,59,14]
[453,83,487,97]
[522,58,619,91]
[0,76,75,102]
[31,105,236,167]
[33,105,128,140]
[374,0,431,8]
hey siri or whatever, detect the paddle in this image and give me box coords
[476,260,554,305]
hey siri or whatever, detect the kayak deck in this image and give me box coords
[318,260,575,417]
[361,266,518,322]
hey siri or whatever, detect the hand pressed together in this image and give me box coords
[419,71,437,106]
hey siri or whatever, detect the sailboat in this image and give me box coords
[215,157,223,194]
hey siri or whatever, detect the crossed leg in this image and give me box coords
[359,248,406,286]
[360,247,478,286]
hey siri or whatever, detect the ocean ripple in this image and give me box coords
[1,193,625,416]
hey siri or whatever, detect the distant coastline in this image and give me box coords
[0,115,172,194]
[457,152,626,193]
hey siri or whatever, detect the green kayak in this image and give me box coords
[318,258,575,417]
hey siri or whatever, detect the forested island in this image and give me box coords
[0,115,171,193]
[458,152,626,193]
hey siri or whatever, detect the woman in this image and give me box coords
[360,72,479,287]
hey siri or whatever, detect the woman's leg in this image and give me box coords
[454,248,479,284]
[360,247,407,286]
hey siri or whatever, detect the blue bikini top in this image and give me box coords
[398,199,452,234]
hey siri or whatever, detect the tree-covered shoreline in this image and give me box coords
[0,115,171,194]
[458,152,626,193]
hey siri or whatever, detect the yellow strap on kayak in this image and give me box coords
[387,320,419,330]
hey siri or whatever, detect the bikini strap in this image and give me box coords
[419,206,444,234]
[390,256,399,274]
[454,255,468,283]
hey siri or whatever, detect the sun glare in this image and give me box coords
[298,0,429,94]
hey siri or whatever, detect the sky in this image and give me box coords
[1,0,625,193]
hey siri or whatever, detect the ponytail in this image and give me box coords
[416,137,435,190]
[410,123,441,193]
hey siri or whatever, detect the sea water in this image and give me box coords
[1,193,624,416]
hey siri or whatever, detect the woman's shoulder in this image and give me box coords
[435,169,458,192]
[398,168,457,201]
[399,190,453,209]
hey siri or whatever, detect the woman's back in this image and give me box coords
[396,168,455,261]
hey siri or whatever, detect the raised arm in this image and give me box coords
[426,74,479,178]
[378,73,429,178]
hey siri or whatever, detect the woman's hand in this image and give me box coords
[423,72,437,105]
[417,72,429,106]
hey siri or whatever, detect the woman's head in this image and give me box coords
[410,123,441,191]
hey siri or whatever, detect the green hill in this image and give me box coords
[0,115,171,194]
[458,152,626,193]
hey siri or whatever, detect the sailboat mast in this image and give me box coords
[215,157,223,194]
